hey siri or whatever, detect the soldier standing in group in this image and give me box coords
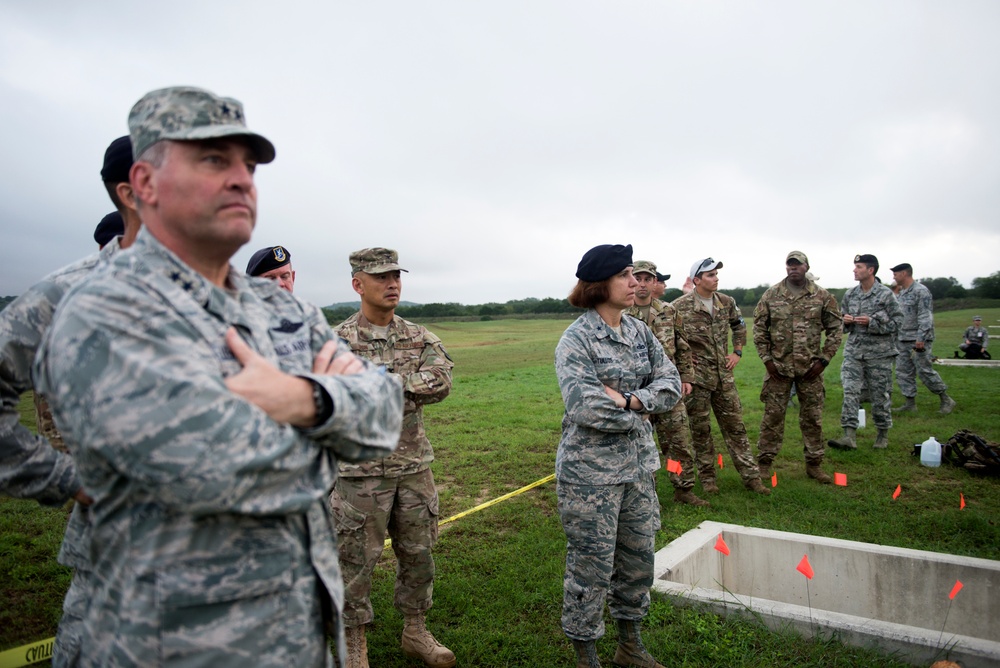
[753,251,843,483]
[624,260,707,507]
[247,244,296,293]
[829,254,903,451]
[1,135,142,666]
[672,258,771,496]
[34,86,403,667]
[889,262,956,414]
[331,248,455,668]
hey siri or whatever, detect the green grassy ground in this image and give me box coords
[2,309,998,666]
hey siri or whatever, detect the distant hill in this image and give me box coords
[323,301,421,310]
[0,296,15,312]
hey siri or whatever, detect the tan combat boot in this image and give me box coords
[805,463,832,484]
[612,619,665,668]
[673,488,710,507]
[938,393,956,415]
[700,478,719,494]
[345,624,369,668]
[828,427,857,450]
[402,614,456,668]
[745,478,772,496]
[571,639,602,668]
[873,428,889,449]
[892,396,917,413]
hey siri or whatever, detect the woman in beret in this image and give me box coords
[554,244,681,668]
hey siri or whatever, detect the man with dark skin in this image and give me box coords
[754,251,842,482]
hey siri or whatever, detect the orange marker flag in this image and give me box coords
[717,454,724,469]
[771,472,778,488]
[949,580,963,600]
[892,484,901,500]
[666,459,682,474]
[834,472,847,486]
[714,533,730,556]
[960,493,966,510]
[796,554,814,580]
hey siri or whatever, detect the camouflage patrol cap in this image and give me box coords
[786,250,809,265]
[632,260,657,276]
[349,248,409,275]
[128,86,276,163]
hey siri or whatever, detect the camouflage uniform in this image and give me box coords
[894,281,947,397]
[554,309,681,641]
[0,240,122,666]
[671,291,761,485]
[34,230,403,668]
[839,281,903,429]
[330,311,453,628]
[624,300,697,491]
[960,323,989,353]
[753,278,842,466]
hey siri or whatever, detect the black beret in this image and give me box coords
[101,136,134,183]
[93,211,124,247]
[246,245,292,276]
[854,254,879,272]
[576,244,633,282]
[890,262,912,273]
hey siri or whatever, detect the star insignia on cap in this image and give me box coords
[220,103,231,116]
[234,109,242,121]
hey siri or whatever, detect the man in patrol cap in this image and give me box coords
[672,258,770,495]
[624,260,707,506]
[331,247,456,668]
[35,86,403,667]
[247,244,296,292]
[753,251,843,483]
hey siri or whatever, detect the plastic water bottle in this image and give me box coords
[920,436,941,467]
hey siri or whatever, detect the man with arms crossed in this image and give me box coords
[332,248,455,668]
[672,258,770,496]
[624,260,707,506]
[829,254,903,450]
[753,251,842,483]
[35,86,403,667]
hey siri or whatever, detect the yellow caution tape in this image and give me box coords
[385,473,555,547]
[5,475,558,664]
[0,637,54,668]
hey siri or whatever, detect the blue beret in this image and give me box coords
[576,244,633,282]
[246,245,291,276]
[93,211,124,247]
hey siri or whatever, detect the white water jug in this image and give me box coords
[920,436,941,467]
[857,408,866,429]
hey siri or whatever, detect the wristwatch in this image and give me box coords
[733,350,742,357]
[622,392,633,410]
[819,358,829,367]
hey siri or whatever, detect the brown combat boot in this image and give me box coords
[828,427,857,450]
[701,478,720,494]
[873,428,889,449]
[571,639,602,668]
[805,464,833,484]
[612,619,666,668]
[673,488,710,507]
[402,614,456,668]
[745,478,772,495]
[345,624,369,668]
[938,393,956,415]
[757,455,774,472]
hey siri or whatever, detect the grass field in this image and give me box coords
[2,309,998,667]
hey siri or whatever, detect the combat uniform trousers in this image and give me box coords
[331,468,439,627]
[840,355,893,430]
[758,373,825,468]
[685,380,761,485]
[557,474,659,641]
[655,402,697,491]
[895,339,947,398]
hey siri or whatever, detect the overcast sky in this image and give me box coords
[2,1,998,307]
